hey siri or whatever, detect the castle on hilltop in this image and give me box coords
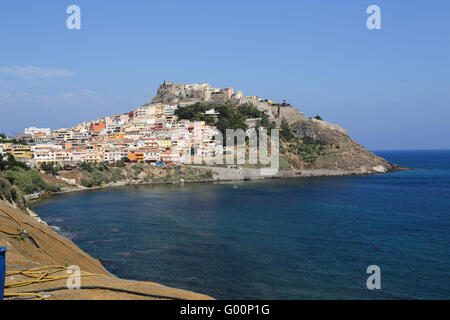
[152,81,243,106]
[151,81,304,121]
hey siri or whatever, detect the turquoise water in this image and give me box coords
[32,150,450,299]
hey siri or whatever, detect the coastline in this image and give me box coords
[9,163,410,300]
[32,164,410,204]
[28,164,411,227]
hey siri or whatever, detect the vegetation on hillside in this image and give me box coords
[0,132,28,145]
[0,177,26,208]
[294,137,328,163]
[279,119,330,164]
[142,166,214,183]
[40,162,59,176]
[2,167,59,194]
[0,153,59,207]
[175,102,275,133]
[79,161,125,187]
[280,117,295,142]
[76,161,214,187]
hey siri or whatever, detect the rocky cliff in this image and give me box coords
[285,118,401,173]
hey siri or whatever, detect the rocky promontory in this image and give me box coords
[152,81,405,175]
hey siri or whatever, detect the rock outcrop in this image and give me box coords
[288,118,401,173]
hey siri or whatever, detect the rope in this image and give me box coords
[0,206,24,237]
[3,292,46,300]
[3,265,185,300]
[22,286,185,300]
[0,206,40,247]
[4,265,100,289]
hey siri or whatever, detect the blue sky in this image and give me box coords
[0,0,449,150]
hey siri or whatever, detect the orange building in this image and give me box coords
[128,151,144,163]
[108,133,125,141]
[91,122,106,132]
[64,143,73,150]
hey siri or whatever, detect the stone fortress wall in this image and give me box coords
[152,80,306,122]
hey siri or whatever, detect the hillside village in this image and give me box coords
[1,80,401,185]
[1,81,298,167]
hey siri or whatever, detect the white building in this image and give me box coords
[25,127,51,136]
[136,104,156,118]
[104,149,128,162]
[31,144,63,153]
[164,105,178,116]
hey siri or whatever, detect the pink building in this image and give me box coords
[222,88,234,99]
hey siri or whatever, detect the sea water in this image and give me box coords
[33,150,450,299]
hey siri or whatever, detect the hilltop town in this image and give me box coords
[0,81,305,168]
[1,80,401,191]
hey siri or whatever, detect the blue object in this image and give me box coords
[0,247,6,300]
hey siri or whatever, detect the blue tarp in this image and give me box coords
[0,247,6,300]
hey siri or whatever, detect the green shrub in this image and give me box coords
[295,138,327,163]
[80,178,94,188]
[79,162,94,172]
[116,160,126,168]
[201,169,214,179]
[0,153,29,172]
[80,166,116,187]
[279,156,293,170]
[174,102,272,133]
[110,168,125,182]
[0,177,26,208]
[2,168,59,194]
[40,162,59,176]
[280,117,295,142]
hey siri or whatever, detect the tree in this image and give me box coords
[0,153,29,172]
[174,102,272,132]
[280,117,295,142]
[40,162,58,176]
[314,115,323,121]
[79,161,94,172]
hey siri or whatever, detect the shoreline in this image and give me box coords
[30,164,411,206]
[29,166,417,208]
